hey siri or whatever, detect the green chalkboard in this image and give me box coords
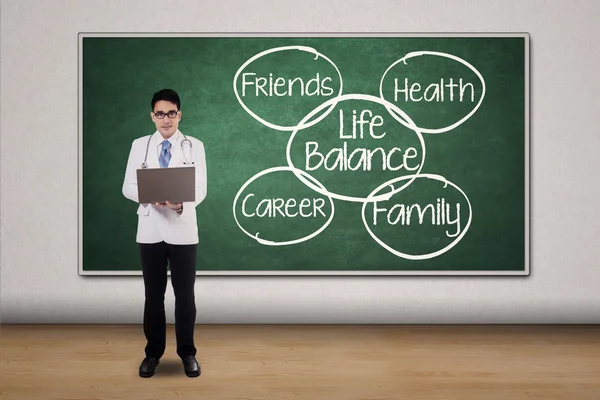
[78,33,529,275]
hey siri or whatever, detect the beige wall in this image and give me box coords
[2,0,599,323]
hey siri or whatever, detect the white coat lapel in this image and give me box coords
[168,131,185,168]
[145,132,161,169]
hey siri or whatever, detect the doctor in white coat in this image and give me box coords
[122,89,207,378]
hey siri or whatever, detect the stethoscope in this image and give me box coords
[141,133,194,169]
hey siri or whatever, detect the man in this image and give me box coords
[122,89,207,378]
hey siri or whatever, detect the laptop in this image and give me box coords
[137,167,196,204]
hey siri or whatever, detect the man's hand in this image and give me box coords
[165,201,182,210]
[153,201,183,210]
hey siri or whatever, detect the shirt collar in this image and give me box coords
[156,130,180,147]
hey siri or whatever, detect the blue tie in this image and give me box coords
[159,140,171,168]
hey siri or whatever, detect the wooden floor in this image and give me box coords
[1,325,599,400]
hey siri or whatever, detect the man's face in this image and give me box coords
[151,100,181,138]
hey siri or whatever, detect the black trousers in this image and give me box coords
[139,241,197,359]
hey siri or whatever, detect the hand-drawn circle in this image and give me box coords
[286,93,426,203]
[233,166,335,246]
[360,173,472,260]
[379,51,486,134]
[233,46,344,132]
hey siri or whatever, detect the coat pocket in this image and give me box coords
[137,204,150,216]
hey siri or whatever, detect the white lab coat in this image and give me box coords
[122,130,207,244]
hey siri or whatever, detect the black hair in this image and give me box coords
[151,89,181,111]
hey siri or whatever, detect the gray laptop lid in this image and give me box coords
[136,167,195,204]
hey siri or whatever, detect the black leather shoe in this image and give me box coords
[139,357,160,378]
[182,355,200,377]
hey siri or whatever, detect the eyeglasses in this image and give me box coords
[153,110,179,119]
